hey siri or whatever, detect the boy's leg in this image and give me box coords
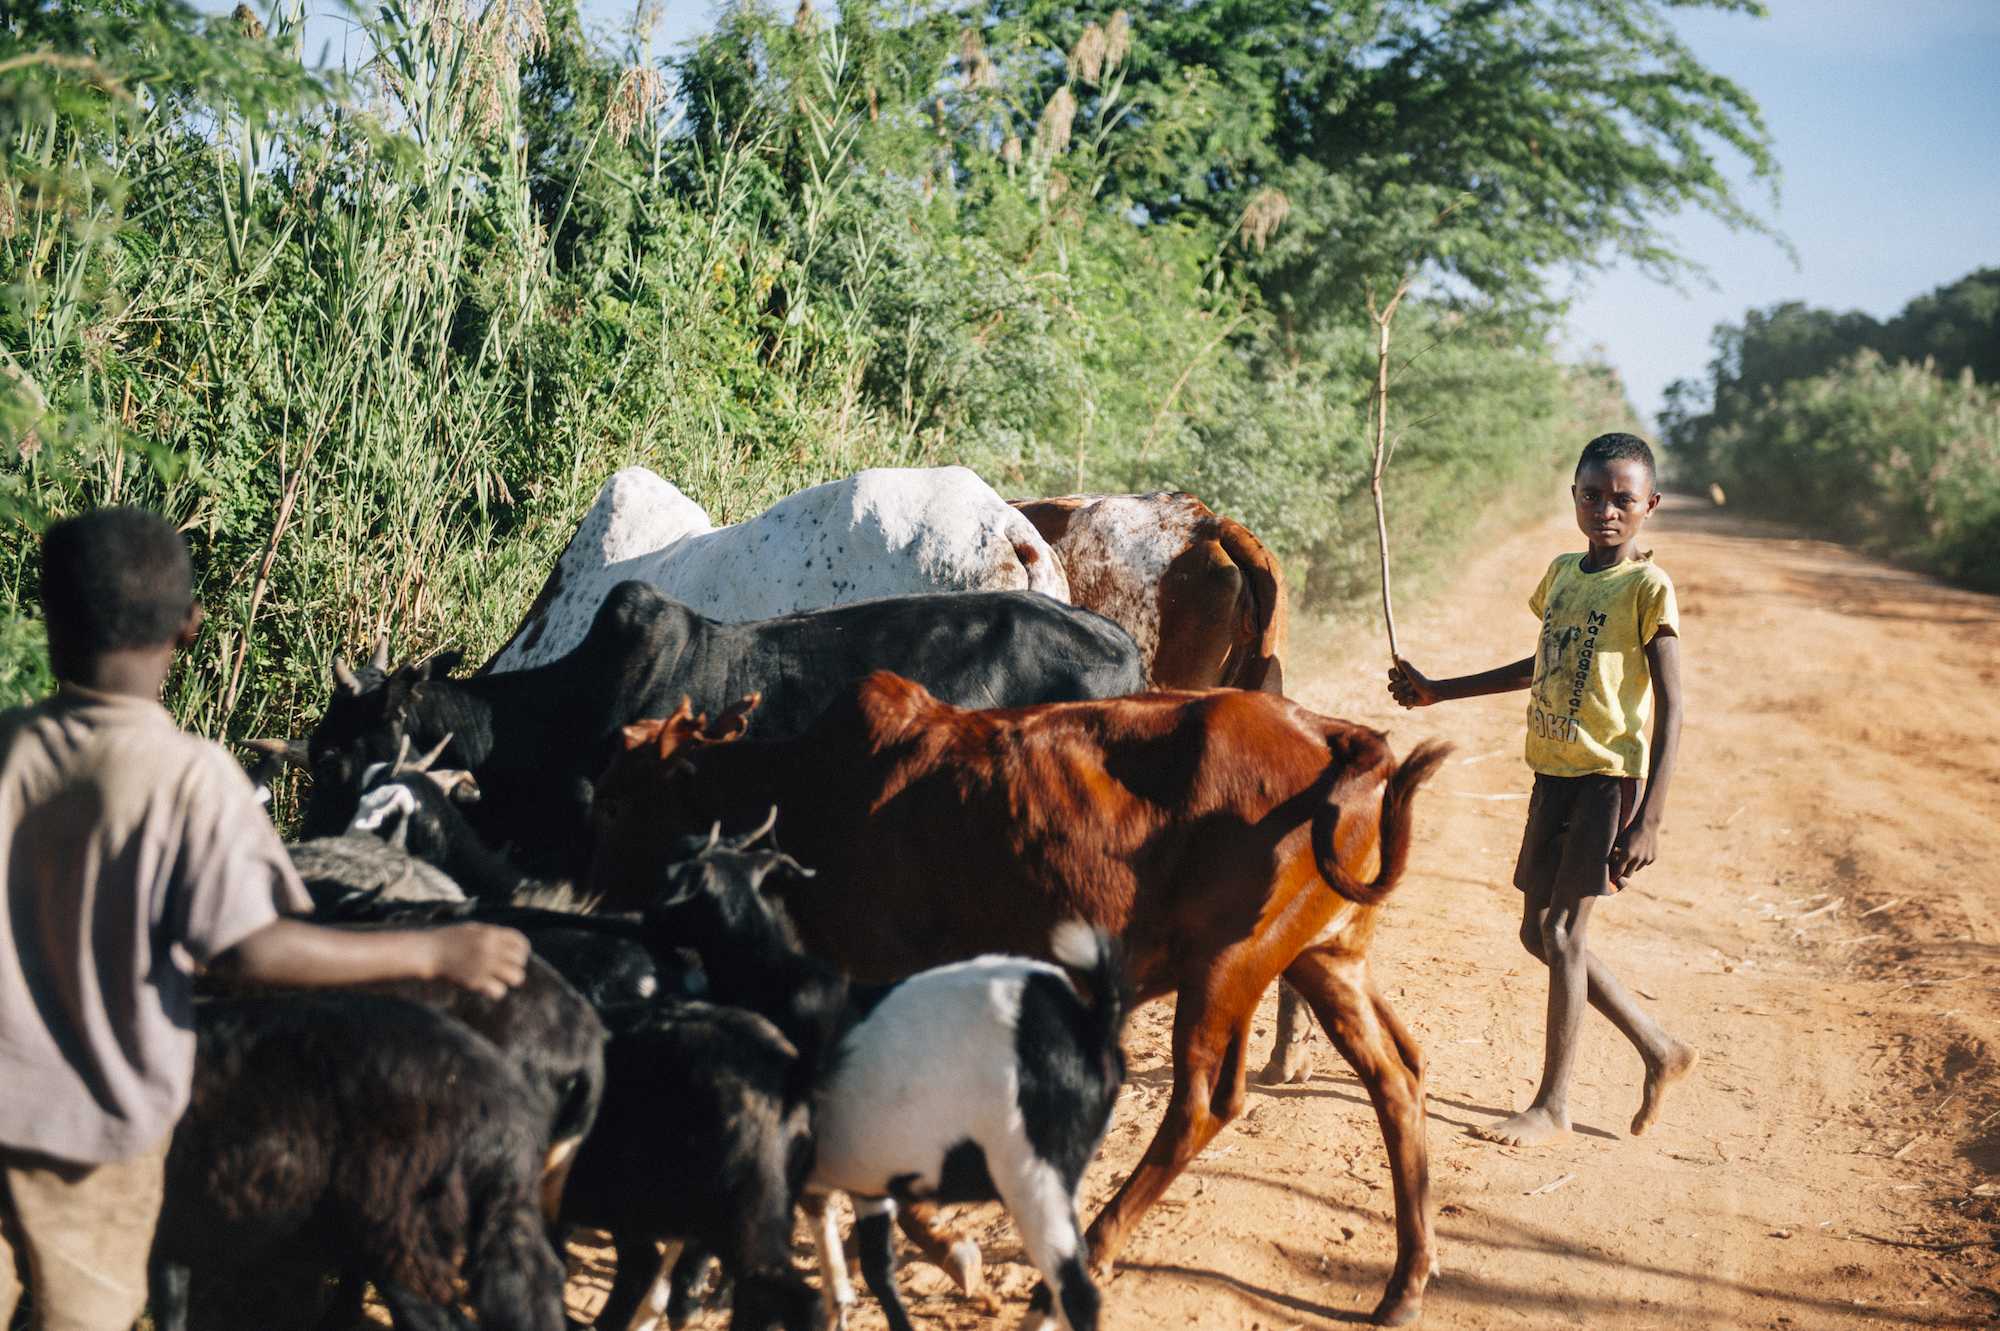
[1475,890,1595,1146]
[1516,887,1696,1103]
[1,1138,169,1331]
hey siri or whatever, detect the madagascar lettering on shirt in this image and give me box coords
[1524,553,1679,780]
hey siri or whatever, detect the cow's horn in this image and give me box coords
[332,657,360,694]
[368,633,391,672]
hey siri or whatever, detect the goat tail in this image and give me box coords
[1310,738,1452,907]
[465,1179,569,1331]
[1050,921,1135,1067]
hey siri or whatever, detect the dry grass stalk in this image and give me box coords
[959,27,995,90]
[1241,186,1289,252]
[1001,135,1022,168]
[1071,23,1108,86]
[606,64,668,143]
[1038,85,1076,156]
[1105,10,1131,71]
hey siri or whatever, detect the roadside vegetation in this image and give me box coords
[1664,269,2000,589]
[1,0,1773,747]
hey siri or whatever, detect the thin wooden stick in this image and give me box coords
[1365,196,1469,664]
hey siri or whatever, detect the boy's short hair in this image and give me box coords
[1576,433,1657,492]
[41,508,195,662]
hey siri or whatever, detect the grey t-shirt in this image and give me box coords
[0,684,311,1164]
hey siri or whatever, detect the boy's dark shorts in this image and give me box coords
[1513,773,1640,899]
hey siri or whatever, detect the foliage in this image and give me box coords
[1673,352,2000,589]
[1662,268,2000,590]
[0,0,1762,770]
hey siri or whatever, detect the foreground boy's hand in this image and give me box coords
[1387,657,1441,708]
[1608,820,1661,882]
[429,922,532,998]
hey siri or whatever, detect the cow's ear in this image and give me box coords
[704,692,761,743]
[619,721,664,751]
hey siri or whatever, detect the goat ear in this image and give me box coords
[704,692,761,743]
[424,768,480,803]
[415,648,465,681]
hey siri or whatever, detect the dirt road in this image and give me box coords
[574,496,2000,1329]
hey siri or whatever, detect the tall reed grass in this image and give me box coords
[1,0,1635,806]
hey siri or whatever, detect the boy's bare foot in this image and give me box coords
[1632,1038,1698,1136]
[1472,1106,1571,1147]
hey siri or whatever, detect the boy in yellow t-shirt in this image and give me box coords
[1388,433,1697,1148]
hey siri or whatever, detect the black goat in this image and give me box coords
[558,999,821,1331]
[641,829,1132,1331]
[152,993,565,1331]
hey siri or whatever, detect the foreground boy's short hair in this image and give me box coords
[1576,432,1657,489]
[40,507,194,662]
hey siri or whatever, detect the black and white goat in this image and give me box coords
[642,829,1132,1331]
[153,992,566,1331]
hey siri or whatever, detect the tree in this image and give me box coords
[992,0,1779,332]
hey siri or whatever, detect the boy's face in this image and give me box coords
[1571,459,1659,551]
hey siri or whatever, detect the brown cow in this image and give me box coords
[589,677,1448,1326]
[1011,493,1288,692]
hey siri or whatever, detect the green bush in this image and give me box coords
[1697,353,2000,588]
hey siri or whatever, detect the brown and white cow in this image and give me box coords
[589,677,1448,1326]
[1011,492,1288,693]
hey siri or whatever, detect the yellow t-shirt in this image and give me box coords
[1524,552,1679,779]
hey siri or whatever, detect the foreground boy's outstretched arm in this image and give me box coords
[212,918,531,1000]
[1387,655,1532,707]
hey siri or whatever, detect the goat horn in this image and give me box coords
[240,737,311,772]
[369,633,391,672]
[732,804,779,849]
[393,733,413,771]
[332,657,360,694]
[705,821,722,853]
[411,731,454,773]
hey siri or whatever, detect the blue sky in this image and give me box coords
[276,0,2000,428]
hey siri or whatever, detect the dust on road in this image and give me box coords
[579,496,2000,1330]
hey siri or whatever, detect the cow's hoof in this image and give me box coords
[1255,1040,1313,1085]
[1371,1285,1425,1326]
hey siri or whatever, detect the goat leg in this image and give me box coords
[146,1255,190,1331]
[664,1244,719,1330]
[1284,946,1432,1327]
[1254,979,1316,1085]
[801,1193,855,1329]
[594,1235,679,1331]
[852,1199,916,1331]
[894,1200,988,1305]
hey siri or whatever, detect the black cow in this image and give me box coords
[301,582,1142,877]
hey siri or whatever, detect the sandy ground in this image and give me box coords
[568,495,2000,1330]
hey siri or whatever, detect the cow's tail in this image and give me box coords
[1310,738,1451,906]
